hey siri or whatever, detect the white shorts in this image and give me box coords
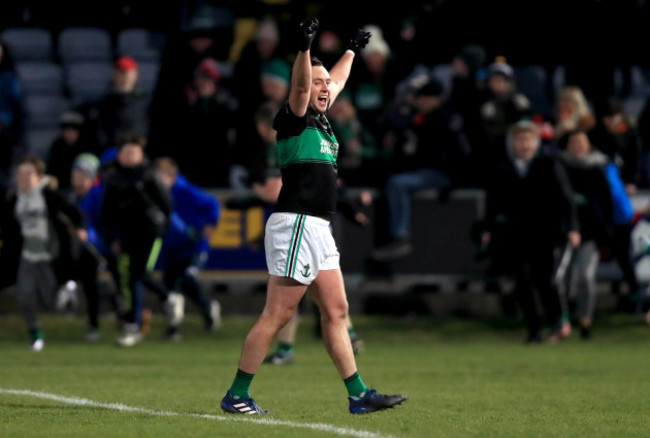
[265,212,340,285]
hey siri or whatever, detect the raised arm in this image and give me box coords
[328,29,372,104]
[288,18,319,117]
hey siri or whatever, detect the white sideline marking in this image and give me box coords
[0,388,397,438]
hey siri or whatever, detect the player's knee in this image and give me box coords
[320,300,348,324]
[278,307,297,326]
[263,305,297,327]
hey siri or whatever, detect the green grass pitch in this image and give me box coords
[2,312,650,438]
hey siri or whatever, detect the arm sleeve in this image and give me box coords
[188,184,220,226]
[48,189,86,229]
[553,159,580,233]
[146,173,173,218]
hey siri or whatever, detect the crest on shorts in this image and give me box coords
[300,264,311,277]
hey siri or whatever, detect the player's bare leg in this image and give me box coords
[238,276,306,374]
[308,269,357,378]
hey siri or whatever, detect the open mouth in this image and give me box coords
[318,95,328,105]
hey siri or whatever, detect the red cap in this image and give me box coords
[115,56,138,71]
[195,57,220,82]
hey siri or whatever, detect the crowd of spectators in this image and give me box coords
[1,2,650,194]
[3,1,650,346]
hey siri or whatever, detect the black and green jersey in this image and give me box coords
[273,103,339,220]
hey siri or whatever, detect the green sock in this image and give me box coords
[344,371,368,398]
[229,369,255,399]
[29,328,43,342]
[348,328,357,341]
[277,342,293,355]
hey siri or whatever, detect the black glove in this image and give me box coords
[298,17,319,52]
[346,29,372,55]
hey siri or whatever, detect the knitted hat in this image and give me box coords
[115,56,138,71]
[72,153,100,179]
[60,110,84,128]
[487,58,514,80]
[261,59,290,85]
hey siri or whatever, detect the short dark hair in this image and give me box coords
[18,154,46,176]
[118,132,147,149]
[310,56,323,67]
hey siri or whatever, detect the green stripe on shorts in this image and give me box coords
[284,214,305,277]
[291,217,307,278]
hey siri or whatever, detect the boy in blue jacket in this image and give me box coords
[153,157,222,339]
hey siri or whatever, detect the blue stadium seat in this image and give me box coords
[431,63,454,95]
[623,96,647,121]
[64,61,113,103]
[135,60,160,93]
[15,62,64,95]
[513,65,553,117]
[551,65,566,96]
[630,65,650,97]
[25,128,60,159]
[0,27,54,61]
[215,60,234,79]
[24,94,70,129]
[58,27,113,63]
[116,28,166,62]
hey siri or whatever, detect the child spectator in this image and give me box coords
[152,157,222,340]
[0,155,84,350]
[100,134,172,347]
[556,131,614,339]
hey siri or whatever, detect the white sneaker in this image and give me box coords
[56,280,78,311]
[30,339,44,352]
[116,324,143,347]
[208,300,222,331]
[164,292,185,327]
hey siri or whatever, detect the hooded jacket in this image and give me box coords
[100,160,172,242]
[0,176,84,287]
[558,150,614,246]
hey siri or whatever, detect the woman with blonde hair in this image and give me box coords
[553,86,596,148]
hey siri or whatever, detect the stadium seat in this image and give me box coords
[513,65,553,117]
[116,28,166,62]
[0,27,54,62]
[630,65,650,97]
[135,60,160,93]
[64,61,113,103]
[23,94,69,129]
[25,128,60,159]
[551,65,566,95]
[214,60,234,79]
[431,63,454,95]
[623,96,647,121]
[58,27,113,63]
[15,62,65,95]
